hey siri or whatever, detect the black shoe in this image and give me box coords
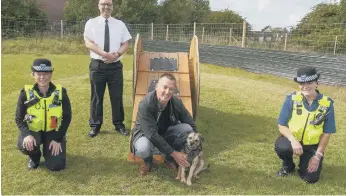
[88,129,100,138]
[28,159,39,170]
[116,126,129,136]
[277,166,295,177]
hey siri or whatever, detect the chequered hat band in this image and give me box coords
[32,64,53,72]
[296,74,318,82]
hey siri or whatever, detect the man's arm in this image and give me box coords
[116,41,129,56]
[15,89,31,137]
[84,37,107,58]
[139,102,175,155]
[176,98,197,132]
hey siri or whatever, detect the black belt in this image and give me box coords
[92,58,119,64]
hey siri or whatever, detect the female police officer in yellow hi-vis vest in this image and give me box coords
[15,58,72,171]
[274,66,336,184]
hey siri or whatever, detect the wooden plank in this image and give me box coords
[159,52,170,58]
[136,72,148,95]
[147,72,159,92]
[168,52,179,60]
[178,52,189,73]
[150,52,160,59]
[138,52,150,71]
[132,95,145,122]
[180,97,193,116]
[178,73,191,97]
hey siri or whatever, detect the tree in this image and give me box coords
[189,0,210,23]
[120,0,161,23]
[1,0,47,38]
[204,9,244,23]
[290,2,346,54]
[63,0,100,22]
[160,0,210,24]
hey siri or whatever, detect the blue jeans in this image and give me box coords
[133,123,193,163]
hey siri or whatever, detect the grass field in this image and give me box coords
[1,54,346,195]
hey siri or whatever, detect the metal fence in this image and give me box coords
[142,39,346,86]
[2,18,346,86]
[2,18,346,55]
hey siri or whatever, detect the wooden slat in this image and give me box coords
[180,97,193,116]
[178,73,191,97]
[132,95,145,122]
[136,72,148,95]
[147,72,159,91]
[178,52,189,73]
[168,52,179,60]
[159,53,170,58]
[138,52,150,71]
[150,52,160,59]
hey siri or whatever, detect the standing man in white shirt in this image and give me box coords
[83,0,132,137]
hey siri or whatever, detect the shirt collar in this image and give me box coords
[98,15,112,23]
[33,82,56,97]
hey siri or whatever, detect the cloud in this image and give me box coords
[257,0,271,12]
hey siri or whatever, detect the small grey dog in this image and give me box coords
[176,132,208,186]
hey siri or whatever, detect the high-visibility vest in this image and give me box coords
[24,84,63,132]
[288,92,331,145]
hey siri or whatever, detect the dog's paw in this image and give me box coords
[175,176,180,180]
[180,179,186,183]
[186,180,192,186]
[193,175,199,179]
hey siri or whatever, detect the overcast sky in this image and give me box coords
[209,0,340,30]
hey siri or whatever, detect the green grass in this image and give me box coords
[2,54,346,195]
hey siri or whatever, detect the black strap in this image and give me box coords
[104,19,110,52]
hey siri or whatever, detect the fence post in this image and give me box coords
[242,21,247,48]
[284,33,288,51]
[60,20,64,37]
[151,22,153,40]
[193,22,196,36]
[333,35,338,55]
[229,28,232,45]
[202,27,205,44]
[166,25,169,41]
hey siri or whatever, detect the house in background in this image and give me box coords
[37,0,67,22]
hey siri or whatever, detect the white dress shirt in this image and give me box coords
[83,16,132,61]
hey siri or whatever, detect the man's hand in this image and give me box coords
[290,139,303,156]
[103,52,118,63]
[23,135,36,151]
[307,156,320,173]
[171,151,190,167]
[49,140,62,156]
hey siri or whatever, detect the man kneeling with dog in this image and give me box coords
[131,73,199,177]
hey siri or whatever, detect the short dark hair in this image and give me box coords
[159,73,176,81]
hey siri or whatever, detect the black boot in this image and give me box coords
[277,164,295,177]
[27,158,39,170]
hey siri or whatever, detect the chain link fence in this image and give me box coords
[2,18,346,55]
[2,18,346,85]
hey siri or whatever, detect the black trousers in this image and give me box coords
[275,136,323,183]
[17,131,66,171]
[89,59,124,130]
